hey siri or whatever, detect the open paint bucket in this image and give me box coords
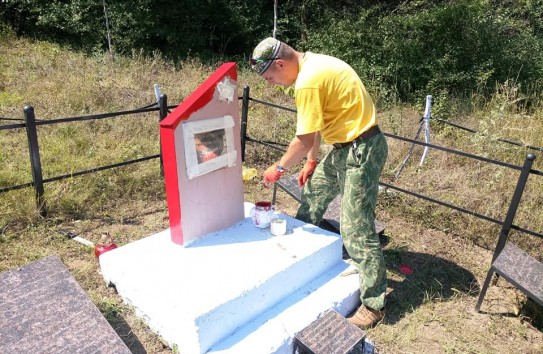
[250,201,275,228]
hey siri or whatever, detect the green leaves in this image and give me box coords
[305,1,543,104]
[2,1,543,104]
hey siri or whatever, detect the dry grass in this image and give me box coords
[1,35,542,353]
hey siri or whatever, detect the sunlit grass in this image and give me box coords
[1,35,542,258]
[1,35,542,353]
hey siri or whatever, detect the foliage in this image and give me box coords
[304,1,543,104]
[2,0,543,103]
[0,0,273,60]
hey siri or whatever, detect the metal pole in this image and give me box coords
[393,120,424,182]
[158,94,168,176]
[492,153,536,261]
[240,86,250,162]
[154,83,161,104]
[475,153,535,311]
[419,95,432,166]
[102,0,113,54]
[24,106,47,217]
[273,0,278,38]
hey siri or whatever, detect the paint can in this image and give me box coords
[94,233,118,258]
[250,201,275,228]
[270,218,287,236]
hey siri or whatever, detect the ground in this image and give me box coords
[267,185,543,354]
[1,186,541,354]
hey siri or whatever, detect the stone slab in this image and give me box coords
[294,309,365,354]
[493,242,543,307]
[0,256,131,354]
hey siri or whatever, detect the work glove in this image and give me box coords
[297,159,318,186]
[263,164,285,189]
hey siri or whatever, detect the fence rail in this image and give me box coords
[434,117,543,154]
[0,95,173,217]
[2,86,542,242]
[238,86,543,241]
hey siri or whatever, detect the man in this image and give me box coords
[250,37,388,329]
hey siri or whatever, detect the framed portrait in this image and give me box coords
[181,115,237,179]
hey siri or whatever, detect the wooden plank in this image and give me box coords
[0,256,131,354]
[276,174,386,236]
[493,242,543,307]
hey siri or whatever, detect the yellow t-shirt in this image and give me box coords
[294,52,376,144]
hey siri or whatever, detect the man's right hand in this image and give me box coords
[263,164,285,188]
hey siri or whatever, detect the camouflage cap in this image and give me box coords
[250,37,282,75]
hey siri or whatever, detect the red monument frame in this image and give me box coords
[160,62,244,245]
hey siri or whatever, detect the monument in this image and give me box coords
[99,63,364,354]
[159,62,244,245]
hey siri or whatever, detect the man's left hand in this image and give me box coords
[297,159,317,186]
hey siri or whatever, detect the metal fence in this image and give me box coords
[2,85,543,244]
[0,95,175,217]
[238,85,543,243]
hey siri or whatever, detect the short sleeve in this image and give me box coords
[295,88,324,135]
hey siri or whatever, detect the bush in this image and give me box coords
[2,1,543,104]
[304,1,543,104]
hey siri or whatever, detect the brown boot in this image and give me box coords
[348,305,385,329]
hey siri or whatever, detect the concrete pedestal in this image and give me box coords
[99,203,360,354]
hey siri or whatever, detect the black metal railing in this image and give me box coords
[0,95,175,217]
[238,85,543,242]
[2,85,542,244]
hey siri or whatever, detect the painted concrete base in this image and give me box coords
[99,203,361,354]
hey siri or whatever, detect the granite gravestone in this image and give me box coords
[0,256,131,354]
[293,309,367,354]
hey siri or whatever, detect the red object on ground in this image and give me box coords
[95,243,118,258]
[399,264,413,275]
[94,233,118,258]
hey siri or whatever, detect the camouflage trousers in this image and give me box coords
[296,133,388,310]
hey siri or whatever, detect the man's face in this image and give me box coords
[261,59,295,87]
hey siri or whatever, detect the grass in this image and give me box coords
[1,34,542,353]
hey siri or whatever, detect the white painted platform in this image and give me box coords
[99,203,360,354]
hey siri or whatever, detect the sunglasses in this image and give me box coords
[250,57,281,66]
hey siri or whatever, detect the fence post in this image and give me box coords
[158,94,168,176]
[491,153,536,261]
[24,106,47,217]
[419,95,432,166]
[475,153,535,311]
[240,86,250,162]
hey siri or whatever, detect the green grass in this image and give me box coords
[1,35,542,353]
